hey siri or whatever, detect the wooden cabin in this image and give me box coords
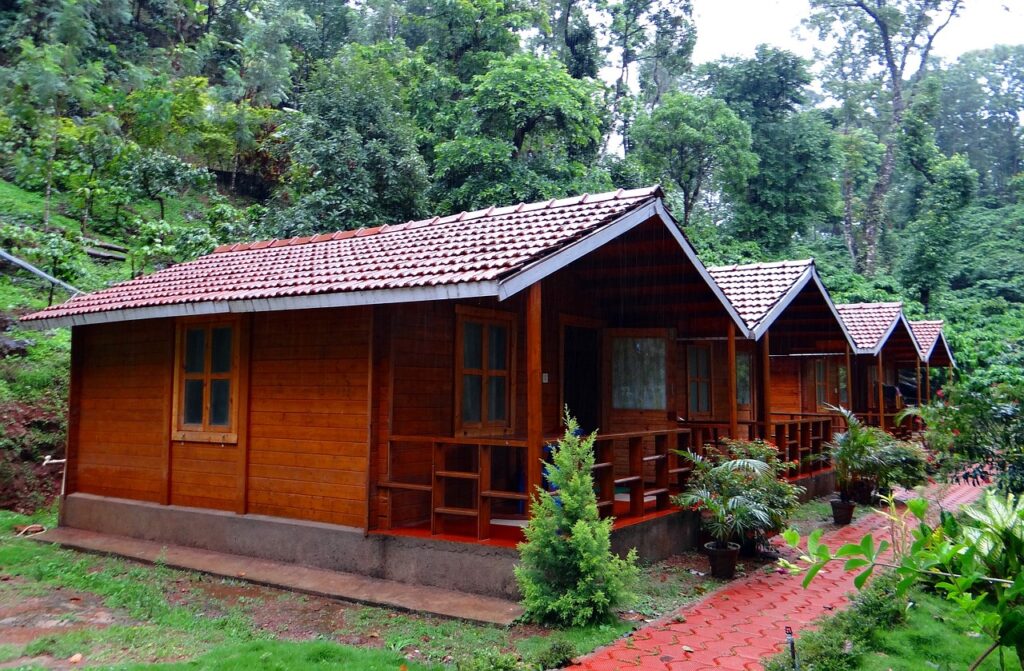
[909,320,956,403]
[22,187,754,599]
[686,260,856,492]
[836,302,925,435]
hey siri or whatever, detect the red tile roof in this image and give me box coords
[706,260,814,333]
[909,320,944,358]
[835,302,903,352]
[23,187,663,327]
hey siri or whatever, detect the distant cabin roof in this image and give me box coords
[909,320,943,358]
[706,259,815,335]
[22,186,744,331]
[835,302,905,354]
[909,319,956,366]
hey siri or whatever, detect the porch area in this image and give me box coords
[377,428,697,541]
[370,211,740,544]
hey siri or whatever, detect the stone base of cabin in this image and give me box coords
[794,469,836,501]
[60,493,699,601]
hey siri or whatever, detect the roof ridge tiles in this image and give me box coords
[211,186,660,254]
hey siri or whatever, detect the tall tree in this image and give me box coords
[630,92,756,227]
[701,46,840,251]
[269,46,428,235]
[605,0,695,152]
[929,45,1024,203]
[431,53,607,212]
[808,0,964,272]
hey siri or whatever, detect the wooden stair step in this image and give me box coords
[435,470,479,480]
[434,507,478,517]
[481,490,529,501]
[378,481,431,492]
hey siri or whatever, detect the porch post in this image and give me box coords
[526,282,543,499]
[844,344,852,411]
[760,332,773,443]
[877,352,885,431]
[925,363,931,401]
[916,359,922,407]
[727,323,738,439]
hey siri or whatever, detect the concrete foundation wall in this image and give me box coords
[61,494,699,600]
[796,470,837,501]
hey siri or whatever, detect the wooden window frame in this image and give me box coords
[687,343,713,418]
[455,305,516,436]
[814,359,829,409]
[838,362,849,406]
[172,317,242,444]
[608,328,671,413]
[736,351,753,410]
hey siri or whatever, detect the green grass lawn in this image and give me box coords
[787,496,871,536]
[859,590,1022,671]
[0,509,642,669]
[119,640,439,671]
[0,179,81,233]
[764,574,1022,671]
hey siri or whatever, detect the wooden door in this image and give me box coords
[563,325,602,433]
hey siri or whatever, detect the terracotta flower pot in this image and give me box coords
[831,499,856,525]
[705,541,741,579]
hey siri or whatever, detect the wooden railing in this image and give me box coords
[680,414,838,480]
[378,428,693,539]
[379,435,529,539]
[770,416,833,479]
[859,411,916,438]
[589,428,693,520]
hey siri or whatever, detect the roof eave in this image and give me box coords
[495,198,752,338]
[749,266,815,340]
[866,311,912,357]
[20,280,502,330]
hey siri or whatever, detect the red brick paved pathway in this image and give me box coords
[570,483,982,671]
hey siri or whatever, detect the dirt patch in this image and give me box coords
[165,574,370,644]
[0,576,133,646]
[0,399,65,514]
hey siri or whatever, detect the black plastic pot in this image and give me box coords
[739,533,759,558]
[831,499,856,525]
[705,541,741,579]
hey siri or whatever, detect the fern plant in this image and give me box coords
[514,413,639,627]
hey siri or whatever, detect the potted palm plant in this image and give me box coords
[674,457,771,578]
[826,406,885,524]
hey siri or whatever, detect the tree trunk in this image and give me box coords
[861,139,896,274]
[80,200,90,238]
[157,196,165,221]
[42,124,58,230]
[840,141,858,266]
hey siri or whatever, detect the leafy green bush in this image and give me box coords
[515,414,639,627]
[530,638,576,670]
[904,380,1024,493]
[873,440,928,492]
[762,575,906,671]
[455,649,525,671]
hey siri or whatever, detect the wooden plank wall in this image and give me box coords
[245,308,371,528]
[75,320,173,503]
[770,358,803,414]
[375,302,455,528]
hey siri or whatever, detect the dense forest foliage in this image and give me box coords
[0,0,1021,446]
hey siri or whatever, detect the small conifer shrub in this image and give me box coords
[514,413,639,626]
